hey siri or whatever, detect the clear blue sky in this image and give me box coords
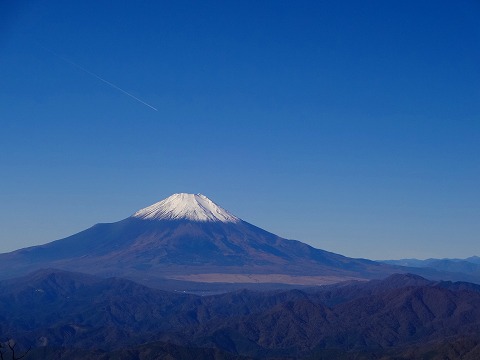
[1,0,479,259]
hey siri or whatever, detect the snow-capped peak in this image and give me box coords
[132,193,240,223]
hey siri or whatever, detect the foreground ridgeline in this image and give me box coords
[2,270,480,359]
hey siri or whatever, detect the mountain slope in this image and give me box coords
[2,193,478,287]
[0,193,399,286]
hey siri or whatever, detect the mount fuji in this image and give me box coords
[0,193,405,287]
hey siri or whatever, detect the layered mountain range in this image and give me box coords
[2,269,480,359]
[2,193,480,359]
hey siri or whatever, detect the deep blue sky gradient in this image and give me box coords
[1,0,479,259]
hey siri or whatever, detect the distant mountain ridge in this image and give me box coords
[383,256,480,267]
[382,257,480,281]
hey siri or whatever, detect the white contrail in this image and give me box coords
[39,44,158,111]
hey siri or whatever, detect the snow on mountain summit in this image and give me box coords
[132,193,240,223]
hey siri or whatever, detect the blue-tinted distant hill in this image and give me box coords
[382,257,480,281]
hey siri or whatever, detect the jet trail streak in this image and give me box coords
[40,45,158,111]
